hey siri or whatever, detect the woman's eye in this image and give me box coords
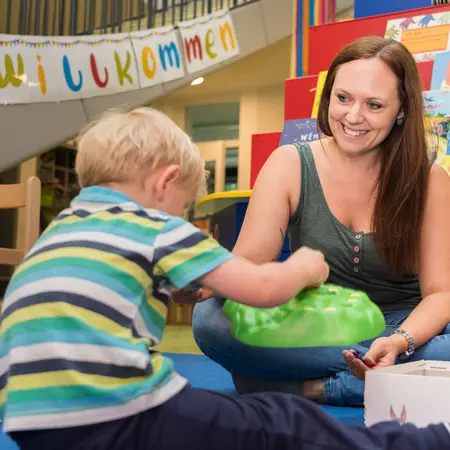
[367,102,382,110]
[337,94,348,103]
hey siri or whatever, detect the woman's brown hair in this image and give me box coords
[317,36,431,276]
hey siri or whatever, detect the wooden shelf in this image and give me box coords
[38,147,80,221]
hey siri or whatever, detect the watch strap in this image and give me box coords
[392,329,415,360]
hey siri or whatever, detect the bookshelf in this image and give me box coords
[38,146,80,224]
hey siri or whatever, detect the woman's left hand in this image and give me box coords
[343,334,408,380]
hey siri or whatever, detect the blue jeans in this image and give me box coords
[10,386,450,450]
[192,298,450,406]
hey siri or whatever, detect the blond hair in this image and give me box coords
[75,107,207,199]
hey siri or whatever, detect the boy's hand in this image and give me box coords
[172,287,214,304]
[290,247,329,289]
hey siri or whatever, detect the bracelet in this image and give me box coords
[391,329,415,360]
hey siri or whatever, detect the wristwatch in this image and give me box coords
[391,329,415,360]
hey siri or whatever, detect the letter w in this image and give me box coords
[0,54,25,88]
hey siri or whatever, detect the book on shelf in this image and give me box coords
[423,89,450,173]
[279,118,322,146]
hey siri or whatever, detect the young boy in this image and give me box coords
[0,108,447,450]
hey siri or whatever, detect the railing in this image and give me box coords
[0,0,255,36]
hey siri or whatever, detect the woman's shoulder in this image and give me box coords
[269,144,301,160]
[425,163,450,211]
[257,140,324,189]
[267,140,321,163]
[257,144,302,182]
[429,163,450,185]
[261,140,323,182]
[250,145,298,186]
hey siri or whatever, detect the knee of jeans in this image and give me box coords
[442,322,450,335]
[192,301,211,337]
[192,298,228,343]
[191,300,239,368]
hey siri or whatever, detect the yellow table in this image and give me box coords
[196,190,252,215]
[195,190,252,251]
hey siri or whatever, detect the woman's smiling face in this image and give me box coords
[328,57,402,156]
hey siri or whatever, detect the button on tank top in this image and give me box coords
[288,142,421,311]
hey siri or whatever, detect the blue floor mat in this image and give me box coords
[0,425,17,450]
[0,353,364,449]
[167,352,365,426]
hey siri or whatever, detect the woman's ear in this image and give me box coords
[397,109,405,126]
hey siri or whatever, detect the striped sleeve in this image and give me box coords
[153,218,232,289]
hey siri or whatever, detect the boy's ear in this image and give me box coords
[152,165,181,199]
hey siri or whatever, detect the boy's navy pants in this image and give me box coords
[10,385,449,450]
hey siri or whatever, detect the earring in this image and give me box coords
[397,117,404,126]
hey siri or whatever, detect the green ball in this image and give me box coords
[223,284,386,348]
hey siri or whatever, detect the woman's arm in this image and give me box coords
[389,164,450,353]
[232,145,301,263]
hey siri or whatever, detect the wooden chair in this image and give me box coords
[0,176,41,266]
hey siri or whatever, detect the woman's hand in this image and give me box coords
[343,334,408,380]
[172,287,214,305]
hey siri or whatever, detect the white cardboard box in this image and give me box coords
[364,360,450,427]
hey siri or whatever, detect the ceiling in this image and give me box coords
[163,36,292,103]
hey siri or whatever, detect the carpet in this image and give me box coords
[0,353,364,449]
[168,352,365,426]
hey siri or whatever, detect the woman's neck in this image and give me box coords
[322,137,381,176]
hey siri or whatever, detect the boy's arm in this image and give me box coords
[154,218,328,308]
[198,248,328,308]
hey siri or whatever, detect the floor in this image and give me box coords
[157,325,365,428]
[156,325,202,355]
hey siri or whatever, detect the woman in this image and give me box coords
[181,36,450,406]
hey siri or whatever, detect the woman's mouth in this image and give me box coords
[342,125,369,137]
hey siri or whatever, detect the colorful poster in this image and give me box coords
[385,11,450,62]
[430,51,450,90]
[311,71,328,118]
[131,26,184,87]
[423,89,450,173]
[178,9,240,74]
[279,118,322,146]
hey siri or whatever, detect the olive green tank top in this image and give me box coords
[288,142,421,311]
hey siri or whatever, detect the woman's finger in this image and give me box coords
[342,350,371,380]
[363,354,377,367]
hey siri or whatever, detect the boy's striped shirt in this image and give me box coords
[0,186,232,432]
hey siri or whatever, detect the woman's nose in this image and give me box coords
[346,104,364,124]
